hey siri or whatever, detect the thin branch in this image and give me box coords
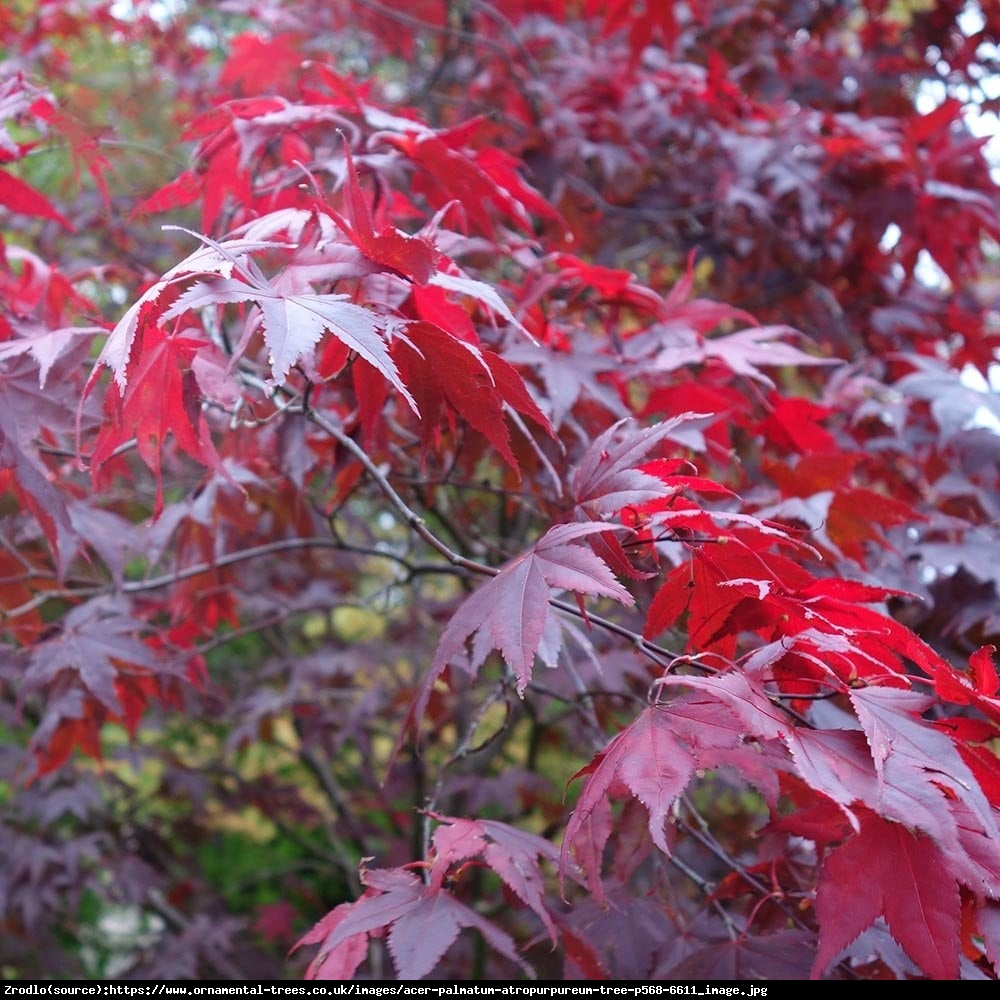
[307,408,498,578]
[679,795,813,934]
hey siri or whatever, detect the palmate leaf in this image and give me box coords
[298,863,533,981]
[0,168,73,230]
[19,597,175,775]
[847,686,1000,890]
[0,321,104,390]
[95,233,289,389]
[0,418,77,576]
[162,267,415,406]
[420,522,633,705]
[812,810,961,980]
[637,323,840,389]
[562,675,789,896]
[570,414,718,580]
[427,814,561,942]
[328,144,439,284]
[89,319,230,516]
[572,414,711,517]
[563,707,696,865]
[428,267,529,337]
[661,929,816,980]
[98,225,415,406]
[504,333,628,431]
[393,321,552,472]
[21,597,160,712]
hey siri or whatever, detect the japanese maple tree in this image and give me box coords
[2,0,1000,982]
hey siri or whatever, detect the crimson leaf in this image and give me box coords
[812,810,960,980]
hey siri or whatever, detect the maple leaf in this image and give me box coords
[563,706,696,884]
[784,728,873,832]
[0,419,77,576]
[572,414,710,517]
[298,863,533,980]
[383,124,560,237]
[643,532,802,649]
[849,687,995,820]
[161,252,415,404]
[392,321,552,472]
[812,810,961,980]
[26,687,105,778]
[551,252,668,316]
[428,265,530,338]
[423,522,633,702]
[662,930,816,980]
[130,169,203,218]
[95,233,290,389]
[0,321,104,390]
[89,319,230,515]
[21,597,161,715]
[0,168,73,230]
[428,814,560,942]
[846,686,1000,888]
[570,415,719,579]
[896,362,1000,441]
[297,901,370,981]
[329,145,439,284]
[933,645,1000,727]
[757,394,837,454]
[218,31,307,96]
[504,333,628,430]
[7,0,1000,983]
[634,323,839,388]
[542,683,801,923]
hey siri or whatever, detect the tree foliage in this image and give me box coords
[2,0,1000,981]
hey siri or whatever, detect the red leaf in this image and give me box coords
[296,898,372,981]
[559,921,610,979]
[429,264,528,336]
[552,253,666,315]
[300,863,532,980]
[663,930,816,980]
[30,689,105,778]
[977,902,1000,975]
[0,322,103,390]
[847,686,999,854]
[90,319,229,516]
[647,324,838,388]
[971,645,999,696]
[812,811,960,980]
[411,283,479,343]
[330,145,438,284]
[96,233,288,388]
[429,815,559,942]
[131,170,203,218]
[758,395,837,454]
[394,322,549,472]
[0,169,73,229]
[423,522,633,700]
[572,414,710,517]
[563,707,696,870]
[0,419,77,575]
[218,32,306,96]
[165,267,414,402]
[22,598,161,716]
